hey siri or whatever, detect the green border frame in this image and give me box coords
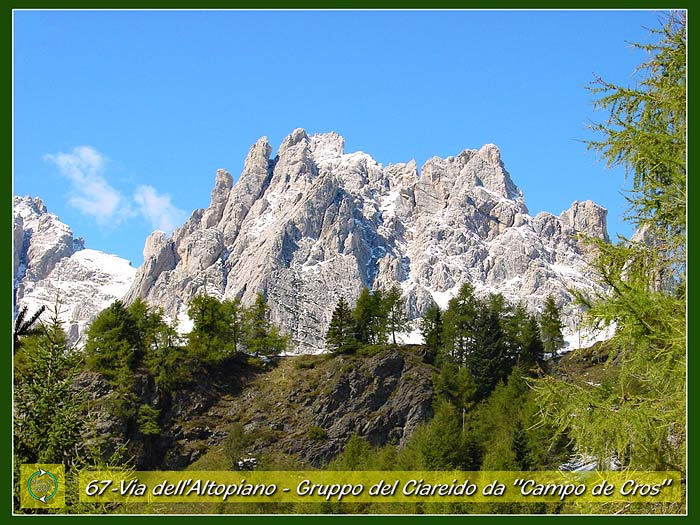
[2,2,693,524]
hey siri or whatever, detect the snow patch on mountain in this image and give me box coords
[123,129,610,354]
[13,196,136,344]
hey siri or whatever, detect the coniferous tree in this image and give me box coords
[352,287,373,345]
[521,314,545,369]
[226,297,245,354]
[85,300,140,380]
[383,285,409,345]
[539,295,564,357]
[244,293,288,356]
[244,293,272,355]
[442,282,479,364]
[434,360,477,412]
[326,297,356,353]
[421,302,443,353]
[353,287,386,345]
[408,401,479,471]
[141,310,188,392]
[13,304,46,353]
[536,14,686,477]
[467,299,510,400]
[14,312,83,466]
[188,295,240,364]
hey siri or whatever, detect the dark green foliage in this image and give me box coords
[352,287,387,345]
[85,300,140,380]
[328,286,410,354]
[437,287,548,401]
[539,295,564,356]
[188,295,242,364]
[433,360,476,411]
[406,401,479,471]
[136,404,161,436]
[536,14,686,480]
[13,304,46,352]
[503,303,544,368]
[244,293,271,354]
[383,285,409,345]
[442,282,479,363]
[466,298,511,400]
[521,314,545,368]
[420,302,443,353]
[326,296,356,353]
[474,367,532,470]
[329,435,373,470]
[244,293,288,356]
[14,315,84,466]
[307,426,328,441]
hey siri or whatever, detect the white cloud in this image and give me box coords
[134,185,186,233]
[43,146,132,225]
[44,146,186,233]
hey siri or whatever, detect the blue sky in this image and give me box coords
[13,9,665,266]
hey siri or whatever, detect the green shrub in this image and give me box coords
[307,426,328,441]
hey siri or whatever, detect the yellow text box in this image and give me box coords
[78,470,682,504]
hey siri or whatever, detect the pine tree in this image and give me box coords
[187,295,242,363]
[224,297,244,354]
[535,14,686,478]
[521,314,545,368]
[141,311,188,393]
[244,293,272,355]
[244,293,287,356]
[442,282,479,364]
[13,304,46,353]
[421,302,443,353]
[539,295,564,356]
[326,296,356,353]
[383,285,409,345]
[352,287,387,345]
[409,401,479,471]
[85,300,140,380]
[14,312,84,466]
[467,299,511,400]
[434,360,476,412]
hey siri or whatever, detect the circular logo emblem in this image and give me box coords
[27,469,59,504]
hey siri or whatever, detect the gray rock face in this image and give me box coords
[298,348,433,465]
[157,348,434,469]
[125,129,609,353]
[13,196,136,343]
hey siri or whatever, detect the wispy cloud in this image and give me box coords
[134,185,187,233]
[43,146,132,225]
[44,146,186,233]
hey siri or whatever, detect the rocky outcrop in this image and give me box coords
[13,196,136,343]
[125,129,608,353]
[76,348,433,470]
[284,348,433,465]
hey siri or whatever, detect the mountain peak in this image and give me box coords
[13,195,48,219]
[278,128,310,156]
[477,143,502,165]
[126,131,608,353]
[13,197,135,343]
[309,131,345,162]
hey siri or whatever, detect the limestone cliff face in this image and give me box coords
[125,129,609,353]
[13,196,136,343]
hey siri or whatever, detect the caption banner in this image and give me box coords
[79,470,682,504]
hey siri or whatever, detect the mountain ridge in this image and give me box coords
[124,128,609,353]
[13,196,136,343]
